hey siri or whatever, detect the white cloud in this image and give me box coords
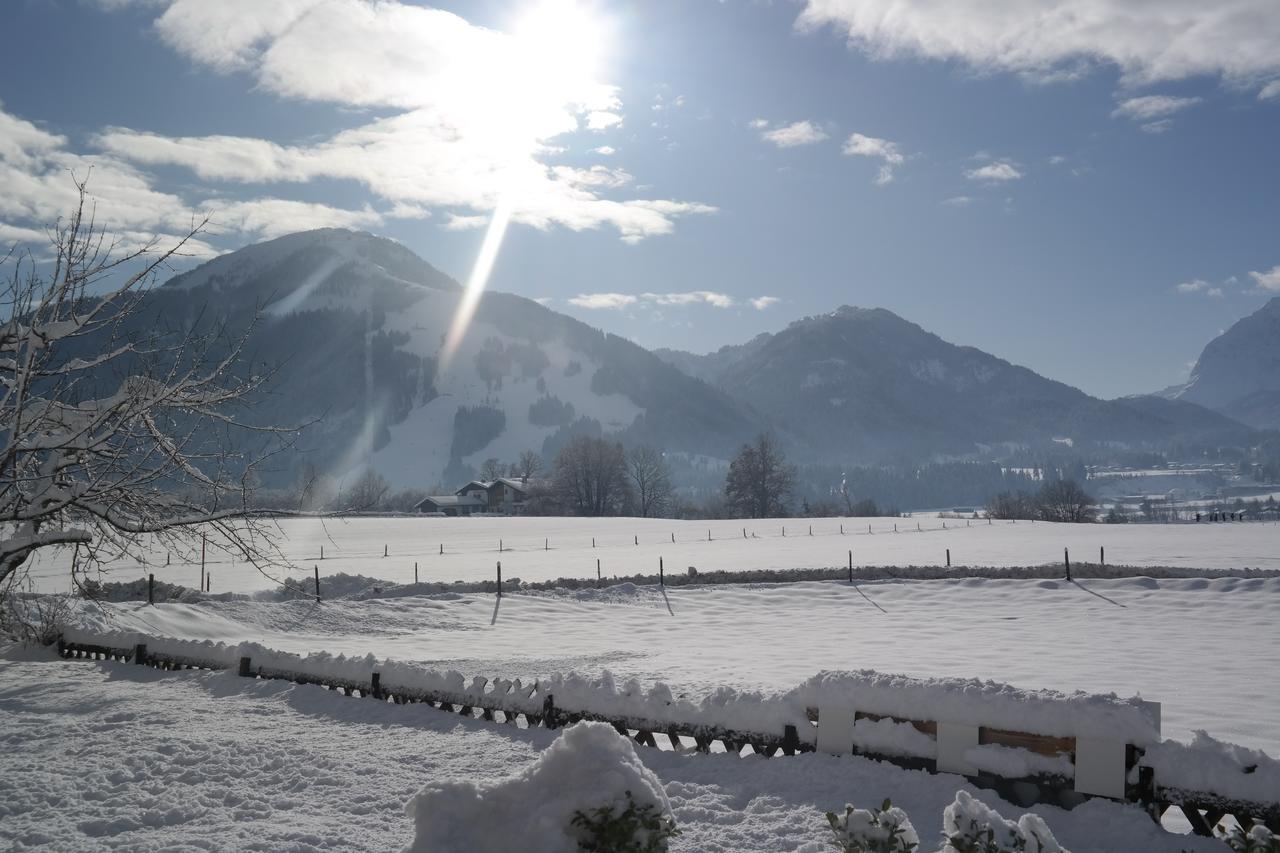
[1260,80,1280,100]
[641,291,735,308]
[1112,94,1201,121]
[1249,265,1280,291]
[444,213,489,231]
[964,161,1023,182]
[591,145,616,156]
[941,195,975,207]
[586,111,623,130]
[1141,119,1175,134]
[796,1,1280,90]
[1175,279,1222,297]
[759,120,829,148]
[750,296,780,310]
[78,0,713,245]
[568,292,638,309]
[748,118,771,130]
[1048,155,1067,165]
[842,132,904,184]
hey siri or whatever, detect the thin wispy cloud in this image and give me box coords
[1250,265,1280,292]
[1112,95,1201,121]
[568,292,638,310]
[1175,279,1223,297]
[964,162,1023,182]
[750,296,780,310]
[756,119,829,147]
[842,132,905,185]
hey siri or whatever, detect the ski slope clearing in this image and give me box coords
[0,648,1222,852]
[24,515,1280,594]
[70,576,1280,757]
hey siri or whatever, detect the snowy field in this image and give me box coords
[69,576,1280,757]
[23,515,1280,594]
[0,647,1228,852]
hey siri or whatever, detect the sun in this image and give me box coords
[509,0,611,93]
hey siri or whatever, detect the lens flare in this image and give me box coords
[438,200,513,372]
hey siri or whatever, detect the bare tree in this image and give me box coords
[552,435,630,516]
[479,457,504,481]
[0,179,294,593]
[626,445,674,518]
[1037,479,1096,523]
[510,448,543,483]
[342,469,390,512]
[724,433,794,519]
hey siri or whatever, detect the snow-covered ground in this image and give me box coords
[24,515,1280,594]
[68,576,1280,756]
[0,646,1224,852]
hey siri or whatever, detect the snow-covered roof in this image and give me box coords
[414,494,486,510]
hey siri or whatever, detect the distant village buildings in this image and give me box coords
[414,477,537,516]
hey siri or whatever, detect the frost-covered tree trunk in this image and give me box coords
[626,445,673,518]
[0,179,293,592]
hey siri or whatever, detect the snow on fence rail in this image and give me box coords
[56,628,1280,837]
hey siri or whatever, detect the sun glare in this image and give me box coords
[437,1,612,375]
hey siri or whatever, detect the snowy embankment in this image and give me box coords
[1,647,1217,852]
[24,515,1280,594]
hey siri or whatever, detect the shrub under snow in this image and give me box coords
[1219,823,1280,853]
[403,721,674,853]
[941,791,1067,853]
[825,799,920,852]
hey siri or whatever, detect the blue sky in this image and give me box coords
[2,0,1278,398]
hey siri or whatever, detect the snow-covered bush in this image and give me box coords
[942,791,1067,853]
[825,799,919,852]
[0,589,70,645]
[571,790,681,852]
[1217,823,1280,853]
[403,721,674,853]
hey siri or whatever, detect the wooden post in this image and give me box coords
[1100,546,1105,567]
[1065,548,1072,581]
[134,643,147,666]
[918,522,921,532]
[148,573,154,605]
[597,558,601,587]
[946,549,951,568]
[707,529,711,541]
[671,532,675,543]
[500,539,503,552]
[206,572,211,593]
[782,526,786,537]
[592,537,596,548]
[440,543,443,554]
[545,538,548,551]
[371,672,382,700]
[867,524,871,534]
[894,523,897,533]
[166,552,170,566]
[238,656,251,677]
[659,557,664,586]
[315,565,321,602]
[634,535,638,546]
[383,544,388,557]
[415,562,419,584]
[320,545,324,560]
[743,527,747,538]
[200,532,206,592]
[840,524,844,534]
[848,550,852,583]
[809,525,813,536]
[497,561,503,597]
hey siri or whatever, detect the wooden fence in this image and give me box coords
[56,635,1279,838]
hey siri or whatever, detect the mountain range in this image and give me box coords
[100,229,1267,488]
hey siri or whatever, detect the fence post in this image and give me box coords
[384,544,388,558]
[867,524,871,534]
[320,545,324,560]
[848,550,852,583]
[315,565,321,602]
[134,643,147,666]
[238,656,251,677]
[542,694,560,729]
[371,672,382,700]
[415,562,419,584]
[671,532,675,543]
[708,529,711,542]
[166,552,170,566]
[894,523,898,533]
[840,524,844,535]
[200,532,206,592]
[440,543,443,555]
[809,525,813,536]
[946,549,951,568]
[659,557,664,587]
[497,561,503,597]
[1100,546,1105,568]
[1065,548,1072,581]
[148,573,154,605]
[592,537,595,548]
[545,538,548,551]
[206,572,211,593]
[782,724,800,756]
[500,539,503,553]
[634,535,638,546]
[597,558,601,587]
[782,526,786,537]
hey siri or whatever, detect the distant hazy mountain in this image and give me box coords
[100,232,1253,489]
[123,229,760,488]
[1165,297,1280,430]
[657,306,1252,460]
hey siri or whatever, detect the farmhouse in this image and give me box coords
[414,477,535,516]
